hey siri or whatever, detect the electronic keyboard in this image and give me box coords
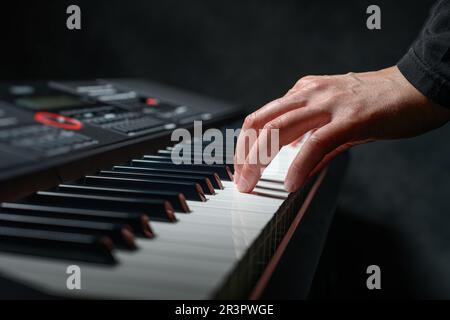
[0,80,348,299]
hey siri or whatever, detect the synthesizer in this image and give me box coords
[0,80,347,299]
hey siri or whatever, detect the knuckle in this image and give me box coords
[307,77,326,90]
[294,76,315,88]
[285,88,296,96]
[295,76,328,92]
[297,75,317,85]
[345,71,357,80]
[243,112,258,129]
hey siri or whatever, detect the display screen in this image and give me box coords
[15,95,85,111]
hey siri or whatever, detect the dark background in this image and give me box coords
[2,0,450,299]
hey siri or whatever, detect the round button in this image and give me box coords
[145,98,159,106]
[34,112,83,130]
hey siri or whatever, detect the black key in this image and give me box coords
[0,203,153,238]
[158,149,230,164]
[177,146,236,153]
[144,154,234,171]
[114,165,223,190]
[167,142,236,169]
[24,191,177,222]
[57,184,190,213]
[99,170,216,195]
[147,151,231,162]
[84,175,206,202]
[159,149,181,155]
[167,145,234,157]
[0,226,115,265]
[141,155,173,162]
[133,159,233,181]
[0,213,136,249]
[168,141,236,150]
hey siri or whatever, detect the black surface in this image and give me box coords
[310,124,450,299]
[0,0,435,108]
[0,273,49,299]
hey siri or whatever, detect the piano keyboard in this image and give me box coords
[0,79,347,299]
[0,137,311,299]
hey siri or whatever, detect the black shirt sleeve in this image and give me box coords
[397,0,450,108]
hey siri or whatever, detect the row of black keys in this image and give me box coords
[0,143,235,264]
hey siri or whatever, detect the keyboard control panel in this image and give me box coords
[0,80,240,180]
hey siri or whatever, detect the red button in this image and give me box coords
[34,112,83,130]
[145,98,159,106]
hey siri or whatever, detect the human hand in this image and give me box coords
[234,66,450,193]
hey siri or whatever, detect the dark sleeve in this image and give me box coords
[397,0,450,108]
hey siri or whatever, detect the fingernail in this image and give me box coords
[237,175,250,192]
